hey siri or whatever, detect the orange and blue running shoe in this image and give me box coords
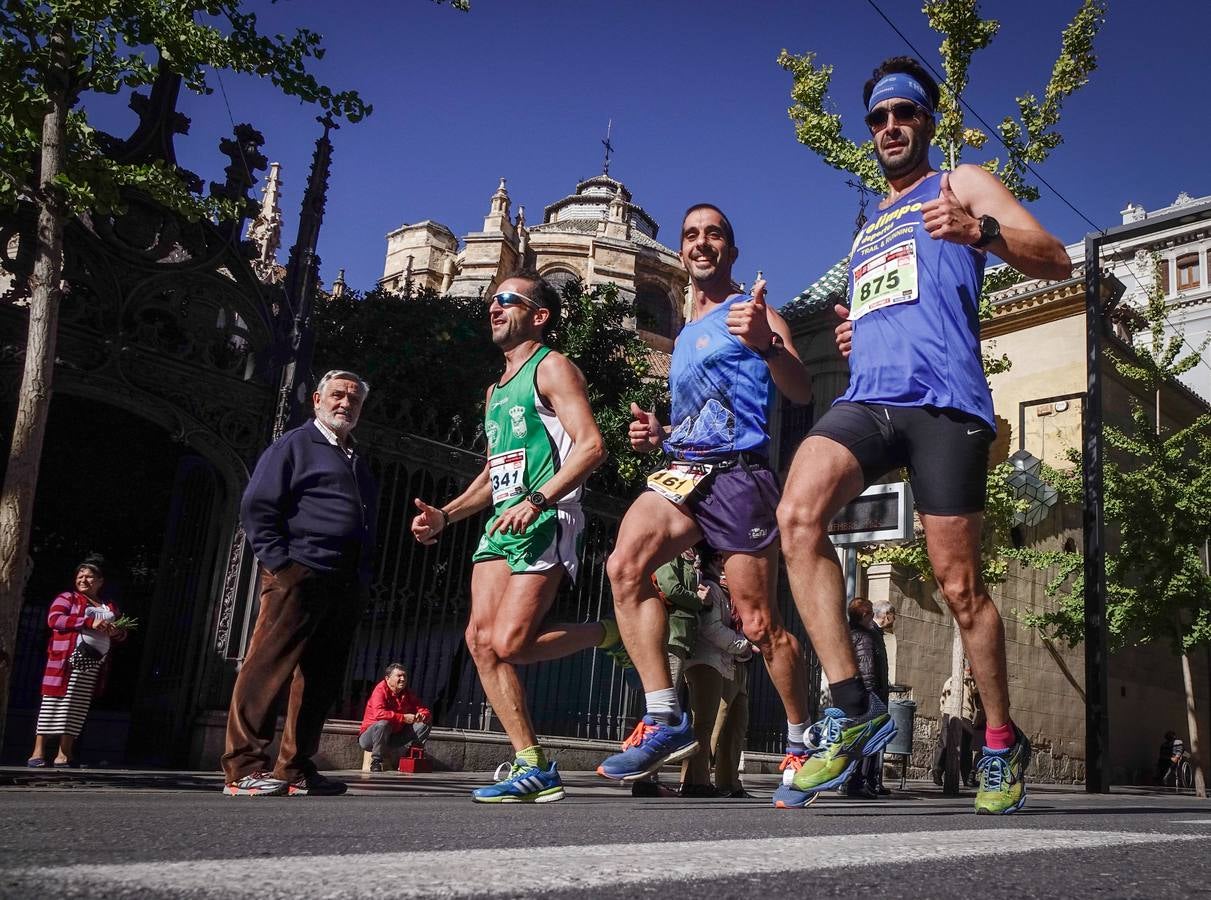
[772,751,819,808]
[596,713,698,782]
[790,697,896,794]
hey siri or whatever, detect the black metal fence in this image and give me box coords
[326,419,815,754]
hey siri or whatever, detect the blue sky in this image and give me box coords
[85,0,1208,306]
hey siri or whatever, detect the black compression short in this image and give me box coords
[808,401,993,515]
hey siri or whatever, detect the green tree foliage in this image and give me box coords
[777,0,1105,200]
[0,2,391,218]
[1011,264,1211,654]
[550,281,667,488]
[313,285,497,439]
[313,280,668,490]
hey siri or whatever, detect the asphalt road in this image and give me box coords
[2,769,1209,899]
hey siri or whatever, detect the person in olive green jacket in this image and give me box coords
[655,548,703,689]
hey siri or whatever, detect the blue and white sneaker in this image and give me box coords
[772,751,819,808]
[596,713,699,782]
[772,722,825,809]
[472,759,565,803]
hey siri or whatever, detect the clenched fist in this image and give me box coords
[411,497,445,545]
[628,402,663,453]
[922,172,979,245]
[833,303,852,358]
[726,278,773,352]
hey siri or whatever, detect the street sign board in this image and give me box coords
[828,481,914,546]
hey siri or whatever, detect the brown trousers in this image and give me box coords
[222,562,366,782]
[712,661,749,794]
[681,664,724,786]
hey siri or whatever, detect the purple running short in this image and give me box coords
[649,460,781,554]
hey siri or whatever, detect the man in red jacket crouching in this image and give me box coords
[358,663,432,772]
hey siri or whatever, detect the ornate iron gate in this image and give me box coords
[319,420,809,754]
[327,424,643,744]
[127,455,226,765]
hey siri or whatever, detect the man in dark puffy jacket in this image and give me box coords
[842,597,889,798]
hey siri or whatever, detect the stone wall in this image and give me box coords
[865,556,1211,787]
[865,561,1087,784]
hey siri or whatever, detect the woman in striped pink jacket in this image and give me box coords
[27,554,125,768]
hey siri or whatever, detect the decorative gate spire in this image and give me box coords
[247,162,284,282]
[274,116,337,437]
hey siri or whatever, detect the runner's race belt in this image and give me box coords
[646,452,767,505]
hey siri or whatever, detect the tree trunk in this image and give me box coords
[1180,648,1207,798]
[0,29,71,752]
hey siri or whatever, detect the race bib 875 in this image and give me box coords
[851,238,919,321]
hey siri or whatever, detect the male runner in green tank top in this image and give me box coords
[411,269,622,803]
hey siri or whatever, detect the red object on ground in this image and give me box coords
[398,747,432,773]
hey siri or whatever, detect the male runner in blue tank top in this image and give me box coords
[597,204,817,788]
[776,57,1072,814]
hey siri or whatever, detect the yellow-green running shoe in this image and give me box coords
[974,732,1032,815]
[790,698,896,794]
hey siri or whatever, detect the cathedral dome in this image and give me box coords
[540,174,661,241]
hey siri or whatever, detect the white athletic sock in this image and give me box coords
[787,721,808,747]
[645,688,680,724]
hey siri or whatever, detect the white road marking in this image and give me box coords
[1173,819,1211,824]
[11,829,1207,898]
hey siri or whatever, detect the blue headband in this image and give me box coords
[867,73,933,115]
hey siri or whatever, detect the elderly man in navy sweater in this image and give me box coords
[222,369,378,797]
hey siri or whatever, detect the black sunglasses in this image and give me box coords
[491,291,541,311]
[864,101,927,131]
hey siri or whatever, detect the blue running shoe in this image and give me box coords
[471,759,565,803]
[771,751,819,808]
[596,713,698,782]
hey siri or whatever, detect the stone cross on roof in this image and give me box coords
[601,119,614,176]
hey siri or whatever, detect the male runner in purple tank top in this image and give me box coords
[775,57,1071,814]
[596,205,817,788]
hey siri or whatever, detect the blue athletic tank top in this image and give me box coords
[664,294,774,461]
[841,172,994,429]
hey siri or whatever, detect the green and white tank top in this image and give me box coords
[483,345,579,512]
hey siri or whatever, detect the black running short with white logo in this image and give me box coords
[808,402,993,515]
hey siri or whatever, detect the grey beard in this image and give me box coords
[318,413,353,436]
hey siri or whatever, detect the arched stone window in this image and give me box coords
[636,284,676,337]
[541,267,582,297]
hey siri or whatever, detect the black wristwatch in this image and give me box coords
[757,333,784,359]
[527,491,550,511]
[972,214,1000,249]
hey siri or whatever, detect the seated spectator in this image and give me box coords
[1156,731,1183,784]
[358,663,432,772]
